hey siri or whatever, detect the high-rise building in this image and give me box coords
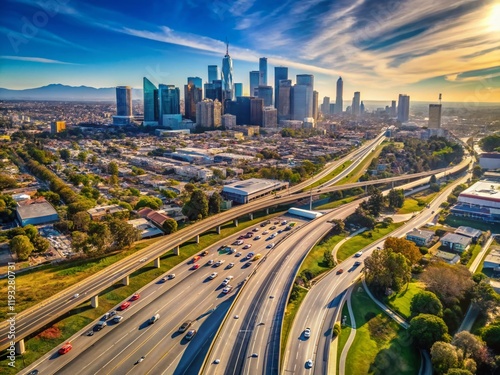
[51,121,66,134]
[391,100,397,117]
[292,74,314,121]
[208,65,219,83]
[221,42,234,101]
[187,77,203,89]
[278,79,292,121]
[274,66,288,109]
[184,82,202,121]
[250,98,264,126]
[143,77,159,125]
[360,101,365,115]
[159,84,180,125]
[222,113,236,128]
[259,57,267,86]
[313,90,318,120]
[428,104,442,129]
[262,106,277,127]
[257,85,273,107]
[352,91,360,116]
[335,77,343,114]
[196,99,222,127]
[321,97,330,114]
[114,86,134,125]
[249,71,260,97]
[234,83,243,98]
[397,94,410,122]
[205,80,222,103]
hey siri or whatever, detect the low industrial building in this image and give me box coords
[451,180,500,222]
[127,218,164,239]
[479,152,500,170]
[222,178,289,204]
[440,233,472,253]
[288,207,323,220]
[406,229,435,247]
[16,198,59,227]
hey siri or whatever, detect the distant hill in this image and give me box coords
[0,84,143,101]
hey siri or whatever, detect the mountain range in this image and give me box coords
[0,84,143,101]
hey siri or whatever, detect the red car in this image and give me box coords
[130,293,140,301]
[119,301,131,310]
[336,269,344,275]
[58,343,72,355]
[191,264,200,270]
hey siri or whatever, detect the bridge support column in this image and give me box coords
[195,235,200,244]
[234,219,238,227]
[249,213,253,220]
[91,295,99,308]
[15,339,25,355]
[173,246,180,255]
[266,208,269,215]
[121,276,129,286]
[216,226,221,234]
[154,257,160,268]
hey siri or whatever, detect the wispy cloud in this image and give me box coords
[0,55,79,64]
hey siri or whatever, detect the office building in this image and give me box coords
[143,77,159,125]
[187,77,203,89]
[313,90,318,120]
[428,104,442,129]
[225,96,254,125]
[196,99,222,127]
[360,101,365,114]
[222,113,236,128]
[159,84,181,125]
[352,91,361,116]
[450,180,500,222]
[278,79,292,120]
[335,77,343,114]
[262,106,277,127]
[221,42,234,101]
[391,100,397,117]
[259,57,267,85]
[113,86,134,125]
[250,98,264,126]
[208,65,219,83]
[321,97,330,115]
[205,80,222,103]
[292,74,314,121]
[184,82,202,122]
[257,85,273,107]
[249,71,260,97]
[51,121,66,134]
[234,83,243,98]
[274,66,288,110]
[397,94,410,122]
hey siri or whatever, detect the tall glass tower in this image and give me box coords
[259,57,267,86]
[221,41,234,101]
[249,71,260,97]
[274,66,288,109]
[208,65,219,83]
[116,86,132,117]
[335,77,343,114]
[143,78,158,125]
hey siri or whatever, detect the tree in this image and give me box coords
[411,291,444,317]
[59,148,71,162]
[387,189,405,208]
[184,183,195,193]
[364,248,412,294]
[108,219,139,249]
[134,196,163,210]
[71,231,90,253]
[445,370,473,375]
[421,263,474,306]
[0,173,18,191]
[430,174,437,184]
[363,188,385,217]
[431,341,460,375]
[72,211,91,232]
[10,235,34,260]
[409,314,451,349]
[330,219,345,235]
[323,250,335,268]
[162,218,178,234]
[160,189,177,199]
[208,192,222,214]
[481,324,500,351]
[108,161,119,176]
[40,191,61,206]
[471,281,500,314]
[182,189,209,221]
[384,237,422,265]
[23,225,38,241]
[88,222,113,253]
[32,235,50,253]
[452,332,485,362]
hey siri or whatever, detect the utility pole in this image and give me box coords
[309,188,313,211]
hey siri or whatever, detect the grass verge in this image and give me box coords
[444,216,495,232]
[305,161,353,190]
[345,283,420,375]
[299,231,346,278]
[281,286,308,361]
[384,281,426,319]
[397,190,439,214]
[315,196,359,210]
[337,222,404,261]
[337,302,352,375]
[336,142,387,185]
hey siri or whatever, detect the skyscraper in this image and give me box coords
[274,66,288,110]
[428,104,442,128]
[184,82,202,122]
[249,71,260,97]
[391,100,397,117]
[187,77,203,89]
[321,97,330,114]
[292,74,314,121]
[196,99,221,127]
[250,98,264,126]
[221,41,234,101]
[159,84,180,125]
[360,101,365,115]
[313,90,319,120]
[113,86,134,125]
[335,77,343,114]
[205,80,222,103]
[234,83,243,98]
[208,65,219,83]
[278,79,291,121]
[352,92,361,116]
[259,57,267,86]
[257,85,273,107]
[397,94,410,122]
[143,77,159,125]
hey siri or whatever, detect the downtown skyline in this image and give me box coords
[1,0,500,102]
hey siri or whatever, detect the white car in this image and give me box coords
[222,276,234,286]
[233,240,244,245]
[222,285,233,294]
[215,260,225,267]
[262,230,269,235]
[355,251,363,257]
[227,262,235,269]
[209,272,218,279]
[243,244,252,249]
[113,315,123,323]
[306,359,313,368]
[235,252,242,257]
[304,327,311,338]
[267,243,275,249]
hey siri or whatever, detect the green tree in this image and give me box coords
[208,192,222,214]
[445,369,473,375]
[0,174,18,191]
[481,324,500,351]
[384,237,422,265]
[59,149,71,162]
[387,189,405,208]
[363,188,385,217]
[409,314,451,349]
[182,189,209,221]
[108,161,119,176]
[472,281,500,314]
[411,291,444,317]
[184,183,195,193]
[88,222,113,253]
[364,248,412,294]
[108,219,139,249]
[162,218,178,234]
[160,189,177,199]
[23,224,38,241]
[134,196,163,210]
[431,341,460,375]
[10,235,34,260]
[479,134,500,152]
[430,174,437,184]
[40,191,61,206]
[72,211,91,232]
[32,235,50,252]
[323,249,335,268]
[71,231,90,252]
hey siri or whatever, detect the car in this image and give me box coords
[28,371,39,375]
[218,244,228,251]
[185,329,197,340]
[281,220,288,225]
[215,260,225,267]
[354,261,361,266]
[58,343,72,355]
[103,312,111,320]
[243,244,252,249]
[87,330,94,336]
[431,210,435,214]
[222,285,233,294]
[246,252,255,259]
[227,262,235,269]
[233,240,244,245]
[252,254,262,261]
[73,293,80,299]
[95,321,107,331]
[149,314,160,324]
[304,327,311,338]
[251,353,259,358]
[336,269,344,274]
[270,226,276,230]
[209,272,218,279]
[243,262,252,268]
[270,233,277,238]
[245,232,253,238]
[278,229,283,234]
[252,228,259,232]
[237,235,245,240]
[354,251,363,257]
[214,359,221,364]
[130,293,140,301]
[201,250,209,256]
[222,276,234,286]
[191,264,200,270]
[306,359,313,368]
[108,310,117,317]
[262,230,269,235]
[273,220,280,224]
[178,320,192,332]
[207,260,214,266]
[119,301,131,310]
[192,255,201,263]
[254,235,261,240]
[267,243,275,249]
[113,315,123,323]
[235,252,242,257]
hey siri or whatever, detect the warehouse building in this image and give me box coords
[222,178,289,204]
[450,180,500,222]
[16,198,59,227]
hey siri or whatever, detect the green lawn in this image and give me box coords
[305,161,353,190]
[466,244,483,268]
[397,191,438,214]
[384,281,426,319]
[444,216,495,232]
[281,286,308,361]
[315,196,360,210]
[299,232,346,278]
[345,284,420,375]
[337,222,404,261]
[337,303,352,375]
[337,142,387,185]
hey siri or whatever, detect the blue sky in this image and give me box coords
[0,0,499,102]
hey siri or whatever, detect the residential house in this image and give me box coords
[406,229,435,247]
[441,233,472,253]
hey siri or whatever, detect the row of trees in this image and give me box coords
[7,225,50,260]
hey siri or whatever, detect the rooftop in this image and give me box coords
[459,180,500,203]
[441,232,472,245]
[406,229,434,239]
[17,200,58,220]
[454,226,482,239]
[222,178,287,196]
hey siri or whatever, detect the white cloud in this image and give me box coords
[0,56,78,64]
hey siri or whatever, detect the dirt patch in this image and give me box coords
[37,326,62,340]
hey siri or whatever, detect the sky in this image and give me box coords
[0,0,499,103]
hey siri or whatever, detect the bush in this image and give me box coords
[333,323,341,337]
[420,247,429,255]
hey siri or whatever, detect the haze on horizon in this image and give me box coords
[1,0,499,103]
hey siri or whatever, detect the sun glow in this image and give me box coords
[489,3,500,31]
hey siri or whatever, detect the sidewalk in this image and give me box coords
[338,287,356,375]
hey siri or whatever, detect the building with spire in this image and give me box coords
[221,40,234,102]
[335,77,343,114]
